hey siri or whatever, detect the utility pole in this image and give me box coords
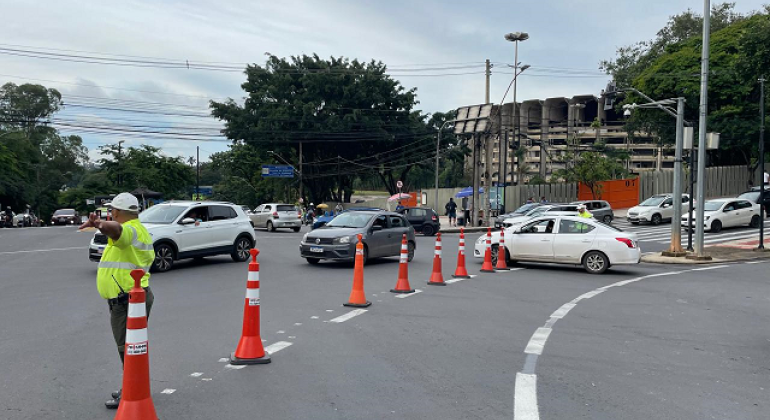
[691,0,711,260]
[117,140,124,187]
[196,146,200,200]
[299,141,303,203]
[472,133,480,227]
[758,76,766,251]
[663,98,686,256]
[485,59,491,104]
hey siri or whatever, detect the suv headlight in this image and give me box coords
[335,236,351,244]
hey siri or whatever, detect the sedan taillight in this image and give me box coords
[431,215,437,221]
[272,211,279,219]
[616,237,635,248]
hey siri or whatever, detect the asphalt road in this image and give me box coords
[0,225,768,420]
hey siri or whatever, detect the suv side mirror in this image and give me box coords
[180,217,196,225]
[371,225,383,232]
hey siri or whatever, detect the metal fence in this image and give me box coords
[638,165,754,200]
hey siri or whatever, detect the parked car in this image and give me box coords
[627,193,690,225]
[571,200,614,224]
[299,210,416,265]
[737,186,770,217]
[681,198,761,233]
[499,203,579,227]
[397,207,440,236]
[13,211,37,227]
[494,203,543,227]
[89,201,256,272]
[51,208,79,225]
[250,203,302,232]
[475,215,641,274]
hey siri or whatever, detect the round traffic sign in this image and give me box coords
[396,180,403,189]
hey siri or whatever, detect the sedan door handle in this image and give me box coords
[540,239,550,242]
[581,239,591,243]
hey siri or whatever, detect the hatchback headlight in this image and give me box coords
[335,236,351,244]
[302,233,309,242]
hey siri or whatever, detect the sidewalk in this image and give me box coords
[642,236,770,264]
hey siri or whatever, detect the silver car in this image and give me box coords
[299,210,416,264]
[250,203,302,232]
[571,200,614,224]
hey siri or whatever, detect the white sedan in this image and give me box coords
[680,198,761,233]
[474,215,640,274]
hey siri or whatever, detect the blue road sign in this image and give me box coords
[261,165,295,178]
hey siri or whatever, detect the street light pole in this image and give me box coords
[758,76,766,251]
[692,0,711,259]
[665,97,686,255]
[435,121,449,213]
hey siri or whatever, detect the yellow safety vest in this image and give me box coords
[97,218,154,299]
[579,211,593,219]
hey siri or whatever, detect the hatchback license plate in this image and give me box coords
[309,247,323,253]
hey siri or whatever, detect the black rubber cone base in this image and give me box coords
[479,268,496,273]
[452,274,471,279]
[343,301,372,307]
[391,288,415,293]
[230,352,271,365]
[427,281,446,286]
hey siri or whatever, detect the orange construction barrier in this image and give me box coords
[114,269,158,420]
[453,228,470,278]
[344,234,372,307]
[480,228,495,273]
[230,248,271,365]
[391,234,415,293]
[495,227,510,271]
[427,233,446,286]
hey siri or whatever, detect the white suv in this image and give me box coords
[89,201,256,272]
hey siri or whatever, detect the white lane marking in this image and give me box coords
[329,309,368,323]
[0,246,83,255]
[524,327,552,355]
[225,364,246,370]
[190,372,203,377]
[690,265,731,271]
[294,323,302,326]
[549,303,576,319]
[160,389,176,394]
[445,278,465,284]
[574,289,604,301]
[288,336,296,339]
[276,330,285,334]
[310,316,319,319]
[395,289,423,298]
[514,373,539,420]
[372,294,378,297]
[218,358,229,363]
[745,260,765,264]
[201,378,212,381]
[264,341,293,354]
[325,309,334,312]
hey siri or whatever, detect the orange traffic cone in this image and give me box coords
[453,228,470,278]
[427,233,446,286]
[230,248,271,365]
[114,269,158,420]
[345,234,372,307]
[391,234,415,293]
[480,228,495,273]
[495,227,510,270]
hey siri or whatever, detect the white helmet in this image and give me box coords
[109,192,140,212]
[310,203,314,206]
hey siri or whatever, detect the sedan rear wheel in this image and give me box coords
[152,244,174,273]
[490,245,499,267]
[583,251,609,275]
[651,214,662,225]
[710,220,722,233]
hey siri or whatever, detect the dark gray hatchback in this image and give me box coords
[299,210,416,264]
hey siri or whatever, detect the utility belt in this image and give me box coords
[107,287,150,309]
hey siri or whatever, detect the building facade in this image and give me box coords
[475,94,675,185]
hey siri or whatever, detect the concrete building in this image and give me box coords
[477,94,675,185]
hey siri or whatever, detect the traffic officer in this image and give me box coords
[79,192,155,409]
[577,204,593,219]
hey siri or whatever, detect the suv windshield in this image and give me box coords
[639,196,666,206]
[514,203,539,214]
[704,201,724,211]
[326,212,373,228]
[139,205,187,224]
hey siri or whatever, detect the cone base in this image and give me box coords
[495,267,510,271]
[390,288,415,293]
[343,301,372,307]
[230,352,271,365]
[479,268,496,273]
[452,274,471,278]
[113,397,158,420]
[427,281,446,286]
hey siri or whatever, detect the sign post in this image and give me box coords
[261,165,295,178]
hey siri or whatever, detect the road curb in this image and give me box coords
[641,250,770,265]
[440,227,489,234]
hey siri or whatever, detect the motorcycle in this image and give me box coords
[0,209,13,228]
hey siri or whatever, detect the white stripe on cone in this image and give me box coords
[128,302,146,318]
[246,288,260,299]
[248,271,259,281]
[126,328,148,344]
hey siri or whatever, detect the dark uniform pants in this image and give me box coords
[109,287,154,360]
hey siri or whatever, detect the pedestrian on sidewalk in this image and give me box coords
[526,197,534,204]
[445,197,458,227]
[540,196,548,204]
[79,192,155,410]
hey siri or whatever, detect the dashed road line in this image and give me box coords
[160,389,176,394]
[329,309,368,323]
[395,289,423,298]
[264,341,293,354]
[190,372,203,377]
[0,246,83,255]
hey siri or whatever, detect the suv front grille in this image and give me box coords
[93,233,108,245]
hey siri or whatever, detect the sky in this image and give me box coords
[1,0,767,163]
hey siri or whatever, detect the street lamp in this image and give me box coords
[503,31,529,217]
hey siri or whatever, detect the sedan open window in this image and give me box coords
[559,220,595,234]
[520,218,555,234]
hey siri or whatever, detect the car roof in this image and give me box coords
[159,201,234,207]
[708,198,742,203]
[347,210,402,216]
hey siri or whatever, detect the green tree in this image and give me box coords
[210,54,448,202]
[97,144,194,199]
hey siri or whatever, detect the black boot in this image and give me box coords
[105,390,121,409]
[111,389,122,399]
